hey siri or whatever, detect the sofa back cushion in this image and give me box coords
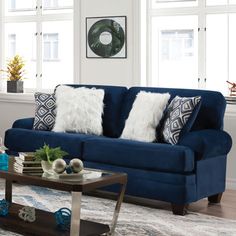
[119,87,226,135]
[56,84,127,138]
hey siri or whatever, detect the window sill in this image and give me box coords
[0,92,34,104]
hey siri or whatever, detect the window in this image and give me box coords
[43,33,59,61]
[206,0,227,5]
[9,0,16,10]
[42,21,73,89]
[5,22,37,88]
[161,30,194,60]
[6,0,36,15]
[43,0,73,14]
[150,15,198,89]
[144,0,236,95]
[152,0,198,8]
[2,0,73,92]
[44,0,59,8]
[8,34,16,58]
[43,0,73,9]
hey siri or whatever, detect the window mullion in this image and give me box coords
[147,0,153,86]
[73,0,81,84]
[198,0,206,89]
[36,0,43,90]
[226,0,230,85]
[0,0,5,91]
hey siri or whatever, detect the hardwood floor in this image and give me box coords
[189,189,236,220]
[89,189,236,220]
[139,189,236,220]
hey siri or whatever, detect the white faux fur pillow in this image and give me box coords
[121,91,170,142]
[53,86,105,135]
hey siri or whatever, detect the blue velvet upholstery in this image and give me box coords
[5,128,94,158]
[196,155,227,199]
[4,85,232,208]
[56,84,127,138]
[83,137,195,173]
[84,161,197,204]
[13,118,34,129]
[178,129,232,160]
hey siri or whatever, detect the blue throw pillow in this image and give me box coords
[161,96,201,145]
[33,92,56,131]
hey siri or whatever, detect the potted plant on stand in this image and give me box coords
[1,55,25,93]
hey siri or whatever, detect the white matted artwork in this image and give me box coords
[86,16,127,59]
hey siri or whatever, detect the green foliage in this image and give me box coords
[35,144,68,163]
[0,55,25,81]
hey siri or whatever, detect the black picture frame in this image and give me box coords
[86,16,127,59]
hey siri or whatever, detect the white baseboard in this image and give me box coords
[226,178,236,190]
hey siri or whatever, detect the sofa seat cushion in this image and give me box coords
[4,128,95,158]
[83,137,195,173]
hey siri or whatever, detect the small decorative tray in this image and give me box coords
[42,169,102,181]
[58,170,102,181]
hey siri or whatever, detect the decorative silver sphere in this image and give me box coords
[69,159,83,173]
[52,159,67,174]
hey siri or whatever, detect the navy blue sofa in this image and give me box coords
[4,85,232,215]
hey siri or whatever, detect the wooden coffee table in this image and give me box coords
[0,164,127,236]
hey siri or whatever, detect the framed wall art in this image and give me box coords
[86,16,127,59]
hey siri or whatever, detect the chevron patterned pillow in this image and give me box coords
[33,92,56,131]
[162,96,201,145]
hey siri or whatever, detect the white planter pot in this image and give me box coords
[41,160,52,172]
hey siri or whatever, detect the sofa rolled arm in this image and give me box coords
[12,118,34,129]
[178,129,232,160]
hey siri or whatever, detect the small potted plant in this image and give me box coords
[35,144,68,175]
[0,55,25,93]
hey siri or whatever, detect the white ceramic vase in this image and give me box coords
[41,160,55,177]
[41,160,52,172]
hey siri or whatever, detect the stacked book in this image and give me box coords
[225,96,236,104]
[14,152,43,176]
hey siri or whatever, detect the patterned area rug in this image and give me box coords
[0,183,236,236]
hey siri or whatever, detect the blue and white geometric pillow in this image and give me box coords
[162,96,201,145]
[33,92,56,131]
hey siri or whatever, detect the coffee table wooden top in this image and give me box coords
[0,168,127,192]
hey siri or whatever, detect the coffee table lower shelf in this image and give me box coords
[0,203,110,236]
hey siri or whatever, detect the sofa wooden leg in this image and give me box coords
[171,204,188,216]
[208,193,223,204]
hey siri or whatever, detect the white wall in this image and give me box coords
[0,99,35,139]
[225,105,236,190]
[78,0,139,87]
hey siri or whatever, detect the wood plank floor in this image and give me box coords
[90,189,236,220]
[126,189,236,220]
[189,189,236,220]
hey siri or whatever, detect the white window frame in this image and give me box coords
[144,0,236,91]
[0,0,74,93]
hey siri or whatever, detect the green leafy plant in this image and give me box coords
[0,55,25,81]
[35,144,68,163]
